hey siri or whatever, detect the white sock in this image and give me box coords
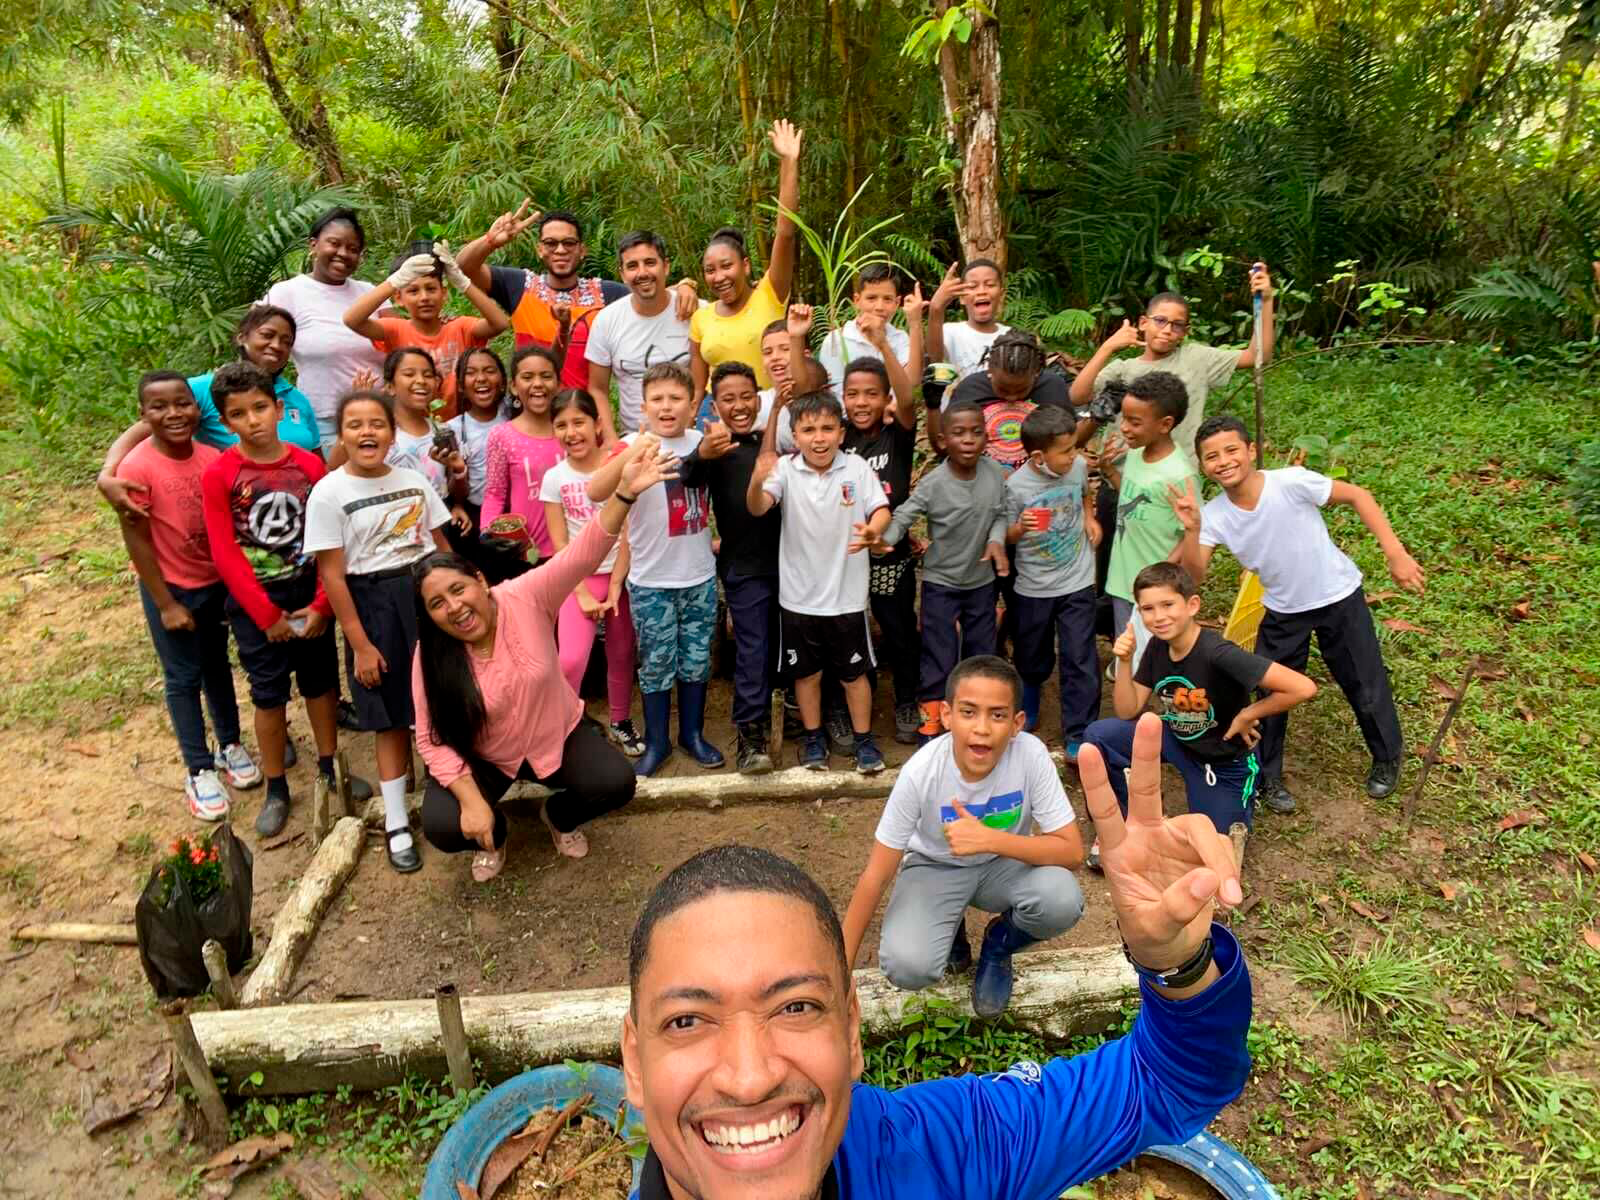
[381,776,413,853]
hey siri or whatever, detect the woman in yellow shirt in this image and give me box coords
[689,119,804,400]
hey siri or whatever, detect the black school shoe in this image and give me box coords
[385,827,422,874]
[255,792,289,837]
[1366,758,1403,799]
[1262,780,1296,815]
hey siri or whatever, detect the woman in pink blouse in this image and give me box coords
[411,434,674,880]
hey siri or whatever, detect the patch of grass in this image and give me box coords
[1281,937,1438,1026]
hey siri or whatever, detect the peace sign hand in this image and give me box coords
[1078,714,1242,973]
[486,199,540,249]
[1166,478,1201,534]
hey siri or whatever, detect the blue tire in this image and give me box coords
[422,1064,645,1199]
[1145,1129,1281,1199]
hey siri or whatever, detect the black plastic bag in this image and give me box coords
[135,823,254,999]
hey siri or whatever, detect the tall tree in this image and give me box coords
[932,0,1006,268]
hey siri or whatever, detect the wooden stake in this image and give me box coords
[332,749,353,818]
[435,983,475,1095]
[1403,658,1477,829]
[311,774,331,844]
[163,1000,229,1149]
[13,922,136,945]
[201,940,237,1010]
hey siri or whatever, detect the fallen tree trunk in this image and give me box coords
[239,817,364,1008]
[192,944,1136,1095]
[14,922,137,944]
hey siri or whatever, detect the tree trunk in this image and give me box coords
[1123,0,1143,100]
[490,6,520,77]
[214,0,345,184]
[1173,0,1193,70]
[936,0,1005,270]
[1193,0,1214,95]
[1155,0,1170,69]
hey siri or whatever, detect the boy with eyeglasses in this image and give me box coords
[1069,263,1275,466]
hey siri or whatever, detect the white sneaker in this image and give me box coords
[185,770,231,822]
[214,743,262,789]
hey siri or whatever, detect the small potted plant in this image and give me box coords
[134,826,254,999]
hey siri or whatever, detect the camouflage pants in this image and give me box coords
[626,577,718,692]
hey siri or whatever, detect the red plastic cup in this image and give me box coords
[1025,507,1052,531]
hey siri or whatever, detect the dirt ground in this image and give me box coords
[0,486,1367,1197]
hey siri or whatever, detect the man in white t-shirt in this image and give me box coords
[586,231,699,438]
[748,391,891,774]
[927,258,1012,377]
[1172,415,1427,815]
[840,655,1085,1018]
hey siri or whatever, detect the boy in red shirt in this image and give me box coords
[200,362,342,836]
[120,371,261,821]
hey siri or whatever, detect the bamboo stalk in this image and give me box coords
[164,1001,230,1149]
[202,940,238,1010]
[435,983,475,1095]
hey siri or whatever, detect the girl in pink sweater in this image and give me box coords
[481,345,563,560]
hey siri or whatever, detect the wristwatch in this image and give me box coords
[1123,936,1214,989]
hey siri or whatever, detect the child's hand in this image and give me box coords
[1113,619,1137,662]
[857,311,887,348]
[431,240,473,292]
[848,522,880,554]
[297,608,329,639]
[902,281,926,324]
[1085,515,1103,547]
[752,449,779,486]
[575,588,603,620]
[621,437,679,496]
[349,367,381,393]
[943,799,994,857]
[1387,548,1426,595]
[908,532,929,558]
[787,302,814,338]
[353,641,387,688]
[700,419,733,460]
[672,278,700,321]
[553,301,572,332]
[1098,432,1127,465]
[1248,261,1274,299]
[450,504,473,533]
[99,474,150,519]
[1166,479,1201,533]
[769,118,804,161]
[265,615,296,643]
[980,541,1009,577]
[930,261,967,311]
[386,252,436,291]
[158,601,196,633]
[1101,319,1142,353]
[1020,509,1049,533]
[1222,712,1261,749]
[485,200,539,250]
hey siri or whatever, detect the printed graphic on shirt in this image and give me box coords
[983,400,1035,469]
[855,447,895,496]
[664,480,709,537]
[557,480,598,523]
[229,469,311,582]
[344,489,429,557]
[939,788,1024,830]
[840,481,856,506]
[1023,479,1085,565]
[614,342,690,375]
[1116,484,1161,534]
[1150,673,1216,742]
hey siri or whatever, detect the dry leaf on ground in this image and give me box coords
[1577,851,1598,874]
[1381,618,1429,634]
[1497,810,1545,832]
[1582,929,1600,953]
[1437,881,1457,901]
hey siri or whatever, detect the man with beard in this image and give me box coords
[622,711,1252,1200]
[587,231,702,437]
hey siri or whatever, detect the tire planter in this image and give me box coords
[1144,1129,1281,1199]
[422,1063,645,1199]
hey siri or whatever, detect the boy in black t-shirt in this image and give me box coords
[1083,563,1316,859]
[678,361,784,773]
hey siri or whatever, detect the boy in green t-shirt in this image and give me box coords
[1102,372,1198,671]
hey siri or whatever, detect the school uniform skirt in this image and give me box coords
[344,565,421,731]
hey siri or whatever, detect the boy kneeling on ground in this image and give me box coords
[1084,562,1317,867]
[842,655,1085,1018]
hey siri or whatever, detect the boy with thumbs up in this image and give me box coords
[841,655,1085,1019]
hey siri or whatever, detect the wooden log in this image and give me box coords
[13,922,137,945]
[202,939,238,1010]
[435,983,474,1094]
[164,1001,230,1149]
[192,944,1138,1095]
[239,817,364,1008]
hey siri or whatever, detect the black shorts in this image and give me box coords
[344,566,422,731]
[227,571,340,709]
[779,608,876,682]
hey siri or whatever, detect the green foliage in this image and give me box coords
[1282,936,1439,1026]
[773,178,903,334]
[1568,440,1600,536]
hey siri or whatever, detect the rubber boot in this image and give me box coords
[1021,683,1042,733]
[676,681,725,768]
[972,911,1041,1018]
[635,691,674,778]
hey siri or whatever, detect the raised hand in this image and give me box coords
[980,541,1009,578]
[1113,619,1137,662]
[787,302,814,338]
[942,798,993,857]
[486,200,540,250]
[1101,319,1143,353]
[856,310,887,348]
[930,261,968,311]
[768,118,804,161]
[349,367,381,393]
[902,281,927,324]
[431,240,473,292]
[751,449,779,487]
[1166,478,1201,534]
[620,436,679,496]
[449,504,473,533]
[700,419,733,460]
[1078,714,1243,972]
[1387,547,1426,595]
[1099,431,1128,465]
[553,301,572,333]
[1248,261,1274,298]
[386,252,437,291]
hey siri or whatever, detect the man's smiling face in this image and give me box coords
[623,890,862,1200]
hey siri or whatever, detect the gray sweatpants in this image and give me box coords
[878,855,1085,991]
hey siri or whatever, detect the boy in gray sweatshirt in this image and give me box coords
[863,399,1010,742]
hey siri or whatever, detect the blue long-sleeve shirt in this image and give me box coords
[635,924,1251,1199]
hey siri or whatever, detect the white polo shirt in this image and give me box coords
[762,450,887,616]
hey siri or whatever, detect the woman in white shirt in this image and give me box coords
[263,207,387,449]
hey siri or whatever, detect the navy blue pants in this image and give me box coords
[1011,586,1100,742]
[1084,717,1260,833]
[724,571,778,727]
[918,580,997,702]
[1254,587,1403,785]
[140,581,242,773]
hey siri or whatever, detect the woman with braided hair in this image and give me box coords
[941,330,1089,469]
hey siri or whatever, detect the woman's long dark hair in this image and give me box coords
[412,552,490,760]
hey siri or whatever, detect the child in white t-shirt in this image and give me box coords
[927,258,1011,377]
[815,263,924,398]
[841,656,1085,1018]
[586,362,720,777]
[748,390,891,774]
[1173,415,1426,814]
[305,390,453,874]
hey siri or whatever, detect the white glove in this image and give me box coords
[432,240,473,292]
[387,253,438,291]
